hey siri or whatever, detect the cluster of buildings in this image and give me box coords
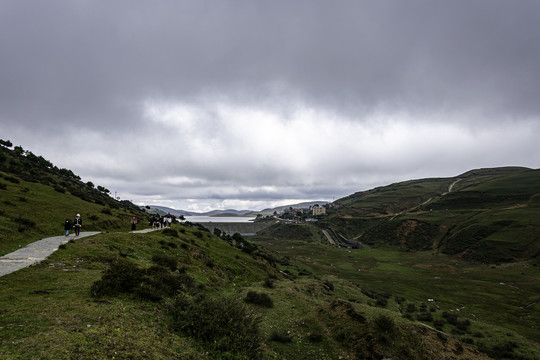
[256,204,328,222]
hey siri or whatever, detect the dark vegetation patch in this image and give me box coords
[358,219,436,250]
[151,254,178,271]
[245,291,274,308]
[161,228,179,237]
[269,331,293,343]
[169,295,262,359]
[90,260,196,302]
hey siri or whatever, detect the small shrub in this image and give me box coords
[152,254,178,271]
[169,295,262,359]
[0,182,7,190]
[375,296,388,307]
[263,278,275,289]
[194,231,203,239]
[269,331,292,343]
[245,291,273,308]
[90,261,144,297]
[442,311,459,325]
[433,319,445,329]
[88,214,99,220]
[416,312,433,322]
[395,296,406,304]
[405,304,416,313]
[456,319,471,331]
[53,185,65,193]
[307,332,324,343]
[162,228,179,237]
[4,175,19,183]
[372,314,395,334]
[323,280,334,291]
[100,207,112,215]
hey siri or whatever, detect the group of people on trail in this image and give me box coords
[62,213,176,236]
[150,214,174,229]
[63,214,82,236]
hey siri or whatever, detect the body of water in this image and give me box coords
[181,216,255,223]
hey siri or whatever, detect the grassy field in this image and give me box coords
[2,145,539,358]
[0,174,148,255]
[3,223,530,359]
[252,223,540,358]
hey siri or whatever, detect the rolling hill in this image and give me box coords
[0,140,148,255]
[1,141,539,358]
[322,167,540,263]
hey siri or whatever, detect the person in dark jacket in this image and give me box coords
[64,219,71,236]
[73,214,82,236]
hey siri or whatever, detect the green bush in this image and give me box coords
[442,311,459,325]
[416,312,433,322]
[152,254,178,271]
[307,332,324,343]
[169,295,262,359]
[245,291,274,308]
[90,261,144,297]
[269,331,292,343]
[263,278,275,288]
[162,228,179,237]
[90,261,195,301]
[372,314,395,334]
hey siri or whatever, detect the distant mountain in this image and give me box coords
[147,206,198,216]
[149,201,330,218]
[203,209,253,216]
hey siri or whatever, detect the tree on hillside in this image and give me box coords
[0,139,13,148]
[97,185,110,194]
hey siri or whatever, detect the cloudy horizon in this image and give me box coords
[1,1,539,212]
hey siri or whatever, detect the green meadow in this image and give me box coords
[1,145,539,358]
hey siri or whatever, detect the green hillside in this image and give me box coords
[324,167,540,263]
[4,222,526,359]
[0,140,148,255]
[1,141,539,358]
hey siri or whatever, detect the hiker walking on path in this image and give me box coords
[64,219,71,236]
[73,214,82,236]
[131,217,137,231]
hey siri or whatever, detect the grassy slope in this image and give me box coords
[0,144,148,255]
[325,167,540,262]
[1,144,538,358]
[1,225,502,360]
[0,174,148,255]
[253,223,540,358]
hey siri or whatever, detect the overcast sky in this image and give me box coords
[1,1,539,212]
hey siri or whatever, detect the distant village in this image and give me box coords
[256,203,336,222]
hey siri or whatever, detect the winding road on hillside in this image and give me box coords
[390,178,463,220]
[0,228,159,277]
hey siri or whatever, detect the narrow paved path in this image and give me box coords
[0,232,100,277]
[0,228,160,277]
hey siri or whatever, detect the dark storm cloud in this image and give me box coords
[1,1,539,211]
[2,0,539,126]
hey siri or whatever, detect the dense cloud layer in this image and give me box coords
[1,1,539,211]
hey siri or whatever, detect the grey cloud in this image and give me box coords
[1,1,539,211]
